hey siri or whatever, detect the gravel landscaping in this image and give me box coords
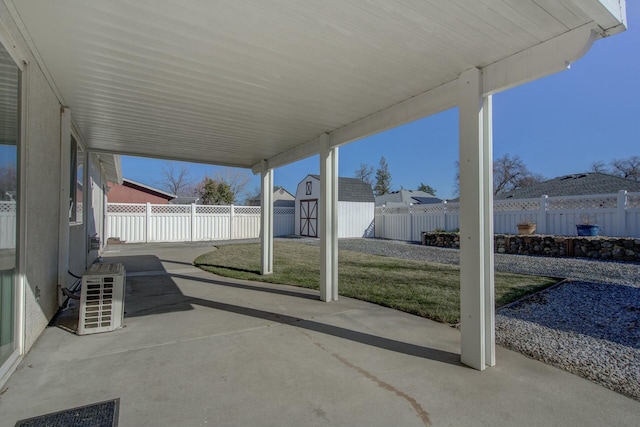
[284,237,640,400]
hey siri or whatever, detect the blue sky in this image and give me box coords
[122,3,639,201]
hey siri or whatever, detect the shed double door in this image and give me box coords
[300,199,318,237]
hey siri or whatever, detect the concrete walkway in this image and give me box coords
[1,242,639,426]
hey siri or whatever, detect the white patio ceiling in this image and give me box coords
[8,0,626,170]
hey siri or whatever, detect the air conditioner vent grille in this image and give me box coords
[79,263,126,335]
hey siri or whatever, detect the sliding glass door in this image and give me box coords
[0,40,19,368]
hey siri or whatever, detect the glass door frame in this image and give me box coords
[0,23,27,386]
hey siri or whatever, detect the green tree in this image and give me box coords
[199,178,235,205]
[417,182,437,196]
[374,156,392,196]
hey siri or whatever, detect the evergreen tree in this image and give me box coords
[374,157,392,196]
[199,178,235,205]
[417,182,437,196]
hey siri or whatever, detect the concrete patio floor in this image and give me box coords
[1,242,639,427]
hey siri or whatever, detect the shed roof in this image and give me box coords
[496,172,640,199]
[308,175,374,203]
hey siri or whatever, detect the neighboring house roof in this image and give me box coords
[274,199,295,208]
[306,175,375,203]
[496,172,640,199]
[170,196,200,204]
[246,187,295,205]
[116,178,176,200]
[375,189,440,206]
[410,196,442,205]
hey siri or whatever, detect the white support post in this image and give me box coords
[331,146,339,301]
[145,202,151,243]
[260,163,274,275]
[319,133,337,302]
[229,204,235,240]
[190,203,196,242]
[482,95,495,367]
[617,190,627,237]
[458,68,494,370]
[441,200,447,231]
[408,203,414,242]
[538,195,548,235]
[58,107,71,305]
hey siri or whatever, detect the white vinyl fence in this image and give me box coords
[0,202,16,249]
[106,203,295,243]
[375,191,640,241]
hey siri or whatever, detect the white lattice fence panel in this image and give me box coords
[234,206,261,215]
[446,203,460,214]
[0,201,15,213]
[196,205,231,215]
[383,206,409,215]
[274,207,294,216]
[627,192,640,209]
[0,202,16,249]
[547,194,617,210]
[107,203,146,214]
[494,198,540,211]
[151,204,190,214]
[412,204,443,214]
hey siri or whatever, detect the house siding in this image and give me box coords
[108,183,171,204]
[0,4,112,353]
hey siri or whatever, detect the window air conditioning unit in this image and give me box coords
[78,263,126,335]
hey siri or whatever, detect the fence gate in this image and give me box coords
[299,199,318,237]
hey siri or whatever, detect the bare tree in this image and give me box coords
[453,154,544,196]
[610,155,640,181]
[213,167,252,202]
[354,163,374,187]
[590,161,607,173]
[156,162,194,196]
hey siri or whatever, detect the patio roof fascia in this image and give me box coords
[251,19,623,175]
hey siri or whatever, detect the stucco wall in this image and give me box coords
[1,5,63,351]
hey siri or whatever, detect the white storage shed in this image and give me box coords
[295,174,375,238]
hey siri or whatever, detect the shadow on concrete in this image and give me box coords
[110,253,461,366]
[170,272,320,301]
[186,295,463,366]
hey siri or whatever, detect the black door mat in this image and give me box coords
[15,398,119,427]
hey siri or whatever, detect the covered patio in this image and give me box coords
[2,242,639,426]
[3,0,627,371]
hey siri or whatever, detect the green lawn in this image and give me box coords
[194,241,558,325]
